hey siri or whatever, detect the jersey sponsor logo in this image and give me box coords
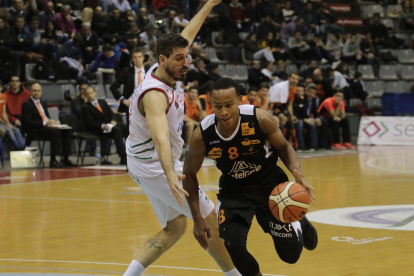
[176,94,184,105]
[243,148,259,155]
[241,122,255,136]
[229,161,261,179]
[175,101,179,109]
[241,138,260,146]
[207,147,222,159]
[269,221,293,238]
[210,140,220,145]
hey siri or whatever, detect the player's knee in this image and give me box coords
[275,243,302,264]
[164,216,187,239]
[224,240,247,255]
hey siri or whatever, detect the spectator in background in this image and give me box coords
[271,2,285,31]
[360,32,381,77]
[301,59,318,79]
[326,33,343,61]
[274,60,288,81]
[174,10,189,32]
[256,82,271,111]
[91,44,117,83]
[311,34,333,63]
[281,17,304,41]
[55,5,76,39]
[241,86,259,106]
[71,83,88,130]
[301,2,318,35]
[313,68,334,100]
[137,7,151,30]
[400,0,414,32]
[318,89,355,150]
[245,0,261,27]
[0,84,25,150]
[109,8,127,37]
[123,22,141,45]
[282,1,295,23]
[0,18,15,82]
[198,81,214,115]
[5,76,30,131]
[92,6,111,40]
[261,60,278,85]
[248,59,271,88]
[293,84,316,151]
[287,30,311,61]
[335,61,353,82]
[82,86,128,165]
[228,0,245,30]
[244,33,275,63]
[22,83,74,168]
[317,0,344,35]
[26,17,59,62]
[139,23,157,51]
[350,72,370,103]
[39,1,56,30]
[8,0,26,25]
[183,87,206,146]
[186,58,209,87]
[208,63,221,82]
[160,9,180,34]
[77,22,100,65]
[342,34,362,64]
[10,16,33,81]
[74,7,94,31]
[111,0,132,13]
[257,12,279,39]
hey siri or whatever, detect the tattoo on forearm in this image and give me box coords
[145,239,161,249]
[258,116,267,132]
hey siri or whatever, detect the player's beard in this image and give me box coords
[166,65,187,82]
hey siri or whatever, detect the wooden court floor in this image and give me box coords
[0,146,413,276]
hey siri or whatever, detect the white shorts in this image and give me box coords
[129,170,214,228]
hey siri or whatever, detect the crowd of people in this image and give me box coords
[6,0,408,162]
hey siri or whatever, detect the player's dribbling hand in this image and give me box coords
[294,169,316,205]
[193,217,211,250]
[168,173,189,206]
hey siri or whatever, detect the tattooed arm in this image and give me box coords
[256,108,315,203]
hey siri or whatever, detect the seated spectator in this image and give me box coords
[5,76,30,130]
[248,59,272,88]
[317,89,355,150]
[350,72,370,103]
[245,0,261,27]
[326,33,343,61]
[269,72,299,128]
[301,59,318,79]
[91,44,117,83]
[55,5,76,39]
[0,18,15,82]
[108,8,127,37]
[326,66,352,103]
[82,86,128,165]
[313,68,334,100]
[8,0,26,26]
[400,0,414,32]
[301,2,318,34]
[274,60,288,81]
[271,2,284,31]
[111,0,132,13]
[258,32,286,62]
[335,61,353,82]
[10,16,34,80]
[22,83,74,168]
[342,34,362,64]
[208,63,221,82]
[0,83,25,150]
[183,87,206,146]
[123,22,141,46]
[261,60,278,85]
[198,80,214,115]
[281,17,304,41]
[38,1,56,30]
[186,58,210,87]
[293,83,323,151]
[139,23,157,51]
[92,6,111,40]
[359,33,380,77]
[137,7,151,31]
[26,17,59,62]
[311,34,333,63]
[287,31,311,62]
[256,82,271,111]
[317,0,344,34]
[42,21,59,45]
[282,1,295,23]
[174,10,189,32]
[71,83,88,130]
[77,22,100,65]
[241,86,259,106]
[160,9,180,35]
[63,36,84,64]
[244,33,275,63]
[257,12,279,40]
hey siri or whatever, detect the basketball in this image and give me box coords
[269,181,310,223]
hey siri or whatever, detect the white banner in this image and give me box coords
[358,116,414,145]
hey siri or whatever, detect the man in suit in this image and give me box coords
[70,83,88,130]
[82,86,127,165]
[110,47,147,129]
[21,83,73,168]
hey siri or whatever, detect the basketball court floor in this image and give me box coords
[0,146,413,276]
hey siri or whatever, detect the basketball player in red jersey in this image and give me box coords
[183,78,318,276]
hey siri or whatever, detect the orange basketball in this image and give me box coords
[269,181,310,223]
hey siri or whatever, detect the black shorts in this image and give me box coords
[217,166,298,244]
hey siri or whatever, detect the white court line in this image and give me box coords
[0,196,150,204]
[0,259,285,276]
[366,157,414,174]
[0,174,130,186]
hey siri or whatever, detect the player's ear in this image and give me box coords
[238,95,243,104]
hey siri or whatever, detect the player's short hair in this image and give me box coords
[211,78,240,97]
[133,47,144,55]
[248,86,258,93]
[156,33,189,62]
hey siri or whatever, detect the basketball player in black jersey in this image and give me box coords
[183,78,318,276]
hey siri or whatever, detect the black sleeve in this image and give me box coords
[82,105,102,132]
[21,102,43,128]
[110,69,127,100]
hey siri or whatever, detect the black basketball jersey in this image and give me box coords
[200,105,279,187]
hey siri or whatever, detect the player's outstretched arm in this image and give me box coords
[182,127,211,249]
[180,0,221,46]
[256,109,316,204]
[144,90,189,206]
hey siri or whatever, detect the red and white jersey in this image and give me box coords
[127,63,185,176]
